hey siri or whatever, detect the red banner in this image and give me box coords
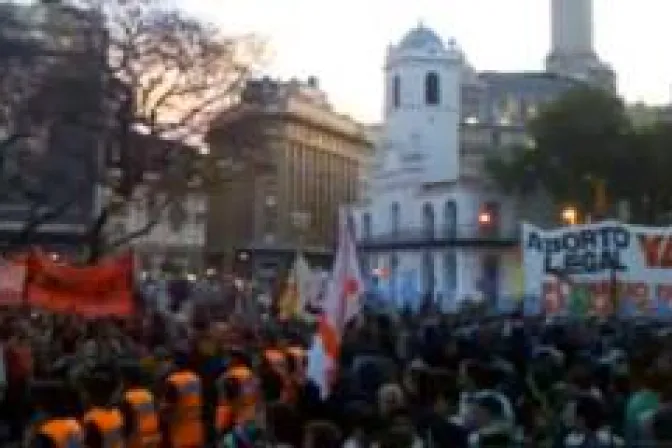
[26,250,134,317]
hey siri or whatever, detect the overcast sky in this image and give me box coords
[180,0,672,123]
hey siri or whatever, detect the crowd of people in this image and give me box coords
[2,302,672,447]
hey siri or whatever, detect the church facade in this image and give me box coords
[349,26,520,310]
[349,0,615,310]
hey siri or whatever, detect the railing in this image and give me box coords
[358,224,519,246]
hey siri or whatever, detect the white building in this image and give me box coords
[350,25,520,310]
[105,183,208,277]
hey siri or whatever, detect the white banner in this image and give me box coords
[523,221,672,313]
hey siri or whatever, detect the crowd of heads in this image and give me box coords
[3,305,672,446]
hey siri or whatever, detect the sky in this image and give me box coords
[180,0,672,123]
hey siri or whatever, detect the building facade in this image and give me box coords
[350,17,594,310]
[105,184,207,277]
[206,78,373,279]
[351,25,522,310]
[103,133,209,277]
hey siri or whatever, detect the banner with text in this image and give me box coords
[523,221,672,315]
[26,250,134,317]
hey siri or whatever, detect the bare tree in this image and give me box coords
[81,0,266,261]
[0,0,266,259]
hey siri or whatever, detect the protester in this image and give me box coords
[4,300,672,448]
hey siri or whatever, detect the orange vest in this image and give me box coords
[285,346,306,403]
[215,366,257,434]
[82,407,124,448]
[264,349,294,403]
[263,349,287,373]
[123,388,161,448]
[37,418,83,448]
[165,370,204,448]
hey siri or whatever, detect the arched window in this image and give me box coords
[390,253,399,301]
[346,213,356,235]
[425,72,440,105]
[422,202,435,239]
[362,212,372,240]
[392,75,401,109]
[443,251,457,293]
[360,255,370,281]
[443,200,457,238]
[390,202,400,235]
[482,255,500,307]
[422,251,435,296]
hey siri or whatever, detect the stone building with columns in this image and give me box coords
[206,77,373,283]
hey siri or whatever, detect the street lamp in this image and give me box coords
[478,211,492,226]
[562,207,578,226]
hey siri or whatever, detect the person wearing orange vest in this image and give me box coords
[215,365,258,434]
[260,347,293,403]
[27,381,84,448]
[81,372,125,448]
[120,363,161,448]
[215,364,262,447]
[160,355,204,448]
[284,345,307,404]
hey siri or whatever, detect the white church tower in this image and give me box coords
[545,0,615,90]
[375,23,463,190]
[350,23,522,311]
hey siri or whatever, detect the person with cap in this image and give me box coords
[25,380,84,448]
[159,348,203,448]
[120,363,161,448]
[81,371,125,448]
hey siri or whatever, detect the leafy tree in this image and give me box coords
[0,0,266,259]
[616,123,672,224]
[487,86,632,220]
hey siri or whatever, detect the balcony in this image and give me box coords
[357,224,519,250]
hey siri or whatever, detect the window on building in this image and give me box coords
[362,212,372,240]
[360,255,371,282]
[392,75,401,109]
[168,202,187,232]
[482,255,500,306]
[443,200,457,238]
[443,251,457,293]
[422,251,434,296]
[390,202,400,236]
[422,202,434,239]
[390,253,399,301]
[425,72,440,106]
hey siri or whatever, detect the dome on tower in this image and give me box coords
[397,23,444,51]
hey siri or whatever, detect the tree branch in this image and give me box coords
[107,196,173,249]
[11,195,80,246]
